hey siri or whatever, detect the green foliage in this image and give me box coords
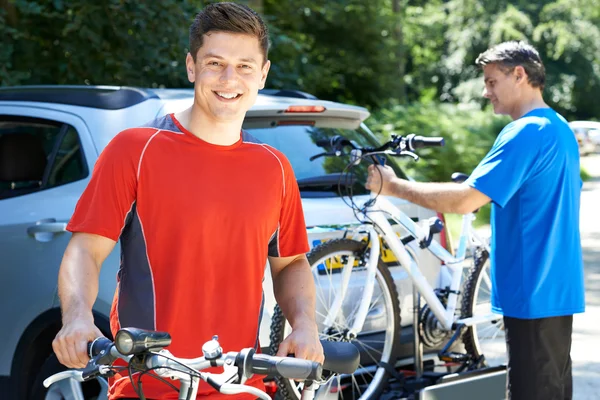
[0,0,200,87]
[368,102,510,182]
[402,1,448,102]
[581,166,592,182]
[436,0,600,120]
[1,0,599,119]
[263,0,402,107]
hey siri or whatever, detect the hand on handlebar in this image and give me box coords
[366,164,400,196]
[44,328,336,400]
[276,324,324,365]
[52,318,104,369]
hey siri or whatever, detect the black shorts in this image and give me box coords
[504,315,573,400]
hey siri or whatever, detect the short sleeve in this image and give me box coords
[465,121,541,208]
[67,128,154,241]
[269,155,309,258]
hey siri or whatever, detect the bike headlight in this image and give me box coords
[114,327,172,356]
[115,330,135,355]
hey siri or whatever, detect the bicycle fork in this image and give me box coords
[322,225,380,338]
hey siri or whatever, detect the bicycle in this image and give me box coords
[270,134,504,399]
[44,327,359,400]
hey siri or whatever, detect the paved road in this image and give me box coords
[573,154,600,399]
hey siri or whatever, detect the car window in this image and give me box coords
[47,126,88,187]
[0,116,88,199]
[245,123,406,198]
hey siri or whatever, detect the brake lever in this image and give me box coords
[309,151,343,161]
[309,152,327,161]
[81,364,114,380]
[394,150,419,161]
[81,346,120,381]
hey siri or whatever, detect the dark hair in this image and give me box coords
[189,2,270,64]
[475,41,545,90]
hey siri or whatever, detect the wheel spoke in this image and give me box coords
[462,254,507,368]
[275,241,400,400]
[352,374,362,400]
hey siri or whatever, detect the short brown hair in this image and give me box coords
[476,41,546,90]
[189,2,270,64]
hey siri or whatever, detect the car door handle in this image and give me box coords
[27,222,68,234]
[27,219,68,242]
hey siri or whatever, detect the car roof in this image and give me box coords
[0,85,370,122]
[0,85,158,110]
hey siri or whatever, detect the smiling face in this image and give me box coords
[185,31,270,123]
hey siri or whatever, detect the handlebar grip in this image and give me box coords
[316,138,333,147]
[410,135,445,149]
[87,337,113,358]
[316,135,344,148]
[316,135,354,150]
[250,354,322,381]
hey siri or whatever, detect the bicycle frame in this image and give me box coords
[323,192,496,333]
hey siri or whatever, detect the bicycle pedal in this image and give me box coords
[439,352,470,363]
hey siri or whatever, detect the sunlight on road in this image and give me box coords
[573,154,600,400]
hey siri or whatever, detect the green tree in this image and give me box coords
[0,0,199,87]
[435,0,600,120]
[263,0,403,108]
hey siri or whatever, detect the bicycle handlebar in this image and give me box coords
[312,133,445,163]
[243,352,322,381]
[407,134,445,150]
[143,349,322,381]
[45,331,323,397]
[43,370,84,387]
[87,337,111,357]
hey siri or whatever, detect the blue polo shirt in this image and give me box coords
[466,108,585,319]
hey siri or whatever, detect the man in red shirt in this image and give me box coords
[52,3,323,399]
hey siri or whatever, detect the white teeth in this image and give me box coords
[216,92,239,99]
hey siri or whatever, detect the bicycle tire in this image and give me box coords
[460,248,507,366]
[269,238,401,400]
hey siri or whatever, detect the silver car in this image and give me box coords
[570,120,600,155]
[0,86,445,399]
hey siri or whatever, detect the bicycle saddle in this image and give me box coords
[320,340,360,375]
[451,172,469,183]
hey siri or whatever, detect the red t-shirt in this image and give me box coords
[67,114,309,399]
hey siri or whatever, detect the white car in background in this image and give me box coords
[570,120,600,155]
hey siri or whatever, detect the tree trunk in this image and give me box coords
[0,0,18,26]
[393,0,406,104]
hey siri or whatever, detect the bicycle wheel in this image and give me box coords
[269,239,401,400]
[460,248,507,366]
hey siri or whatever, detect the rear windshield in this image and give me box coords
[244,123,406,198]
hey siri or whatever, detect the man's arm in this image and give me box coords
[52,232,116,368]
[269,254,324,363]
[386,179,490,214]
[366,164,491,214]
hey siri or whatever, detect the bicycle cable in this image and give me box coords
[126,350,206,399]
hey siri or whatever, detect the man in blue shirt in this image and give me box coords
[366,41,584,400]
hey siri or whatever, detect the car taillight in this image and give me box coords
[284,105,326,113]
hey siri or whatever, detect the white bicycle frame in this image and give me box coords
[322,192,496,333]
